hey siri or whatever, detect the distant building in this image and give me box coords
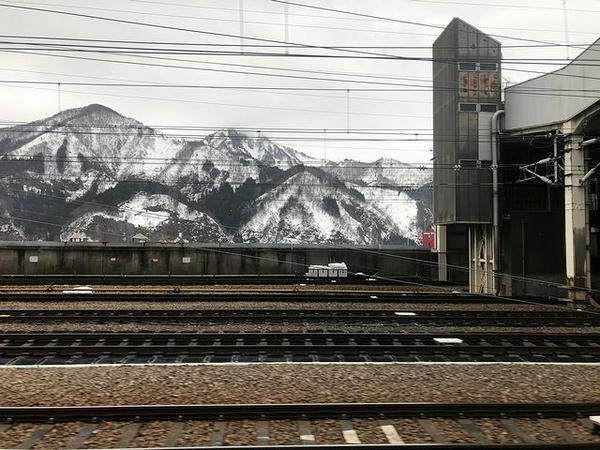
[66,232,89,243]
[174,232,188,244]
[132,233,148,244]
[305,262,348,278]
[422,230,435,250]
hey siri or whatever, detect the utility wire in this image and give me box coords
[271,0,595,51]
[0,3,402,60]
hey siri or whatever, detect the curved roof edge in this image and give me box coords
[504,36,600,131]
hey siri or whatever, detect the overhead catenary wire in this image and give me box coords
[409,0,600,14]
[271,0,597,51]
[135,242,600,310]
[4,46,600,96]
[7,41,600,65]
[1,29,599,94]
[0,124,593,144]
[324,245,600,298]
[4,37,600,88]
[15,0,600,43]
[0,83,432,119]
[3,0,600,63]
[4,78,600,96]
[0,155,555,171]
[127,0,600,37]
[4,37,600,50]
[0,2,405,60]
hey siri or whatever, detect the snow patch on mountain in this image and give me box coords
[240,170,401,244]
[62,193,231,242]
[119,193,204,228]
[2,104,180,198]
[327,157,432,188]
[0,217,25,240]
[353,185,421,242]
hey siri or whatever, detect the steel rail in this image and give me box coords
[1,344,597,357]
[0,274,458,286]
[0,402,597,422]
[2,331,597,339]
[0,403,598,449]
[1,309,598,326]
[0,292,567,304]
[1,344,596,357]
[105,444,600,449]
[1,332,599,363]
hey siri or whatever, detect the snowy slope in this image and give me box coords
[0,104,180,200]
[352,185,422,243]
[62,193,231,243]
[326,158,432,188]
[240,168,411,244]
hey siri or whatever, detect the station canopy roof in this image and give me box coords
[505,36,600,132]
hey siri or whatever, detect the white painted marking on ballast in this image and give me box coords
[340,420,361,444]
[379,421,404,444]
[433,338,464,344]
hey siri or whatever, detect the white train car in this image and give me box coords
[305,262,348,279]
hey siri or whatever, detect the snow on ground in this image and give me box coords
[118,193,203,228]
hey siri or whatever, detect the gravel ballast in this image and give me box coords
[0,364,598,406]
[2,322,598,334]
[0,417,596,448]
[0,284,458,294]
[0,300,569,311]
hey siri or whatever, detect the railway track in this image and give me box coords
[0,292,568,305]
[2,308,599,327]
[0,402,597,448]
[0,274,459,286]
[1,331,599,364]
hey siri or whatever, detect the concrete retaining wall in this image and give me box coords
[0,242,438,279]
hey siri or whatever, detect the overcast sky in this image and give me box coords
[0,0,599,164]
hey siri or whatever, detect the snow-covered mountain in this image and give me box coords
[0,104,432,244]
[326,158,432,188]
[240,168,402,245]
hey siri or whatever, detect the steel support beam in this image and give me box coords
[469,224,495,294]
[436,225,448,282]
[563,135,591,302]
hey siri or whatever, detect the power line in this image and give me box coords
[4,78,600,95]
[0,83,432,119]
[1,154,540,170]
[2,34,597,50]
[5,41,600,62]
[0,2,401,60]
[126,0,600,37]
[7,41,600,80]
[0,67,434,105]
[0,126,564,141]
[3,0,599,62]
[0,42,438,84]
[5,44,600,90]
[7,39,600,63]
[271,0,596,51]
[410,0,600,13]
[4,36,600,92]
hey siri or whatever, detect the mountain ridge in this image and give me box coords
[0,104,433,244]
